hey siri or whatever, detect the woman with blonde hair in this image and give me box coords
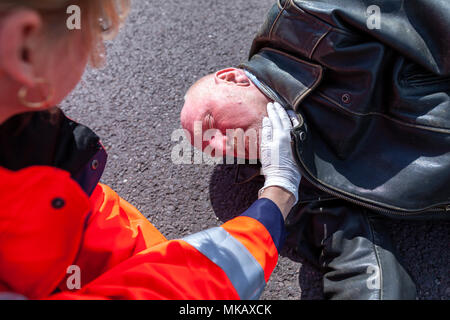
[0,0,302,299]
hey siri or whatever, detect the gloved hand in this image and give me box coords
[259,102,302,204]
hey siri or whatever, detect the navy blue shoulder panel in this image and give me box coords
[0,108,107,196]
[71,144,107,196]
[241,198,287,252]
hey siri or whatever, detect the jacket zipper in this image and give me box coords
[291,133,449,218]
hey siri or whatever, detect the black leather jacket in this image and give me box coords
[240,0,450,218]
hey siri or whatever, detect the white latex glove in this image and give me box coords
[259,102,302,204]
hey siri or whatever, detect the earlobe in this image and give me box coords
[0,9,42,87]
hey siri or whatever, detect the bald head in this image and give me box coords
[180,68,271,159]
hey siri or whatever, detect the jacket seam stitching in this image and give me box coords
[293,67,323,108]
[309,29,331,60]
[289,0,365,39]
[316,91,450,134]
[269,0,289,39]
[257,47,324,108]
[366,215,383,300]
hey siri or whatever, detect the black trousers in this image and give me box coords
[285,199,417,300]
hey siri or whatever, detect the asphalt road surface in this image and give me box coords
[61,0,449,300]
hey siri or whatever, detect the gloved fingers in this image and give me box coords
[287,110,300,127]
[267,102,282,131]
[273,102,292,130]
[261,116,272,144]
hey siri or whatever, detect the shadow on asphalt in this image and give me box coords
[208,163,324,299]
[209,163,262,223]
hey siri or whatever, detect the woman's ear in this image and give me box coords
[0,9,43,87]
[215,68,251,86]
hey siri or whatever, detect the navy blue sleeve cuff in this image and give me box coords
[241,198,287,252]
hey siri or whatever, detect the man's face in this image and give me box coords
[181,68,270,159]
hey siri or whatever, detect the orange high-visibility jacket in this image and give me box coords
[0,109,286,300]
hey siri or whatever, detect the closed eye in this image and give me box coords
[203,113,215,130]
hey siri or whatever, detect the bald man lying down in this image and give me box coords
[180,0,450,300]
[181,68,277,160]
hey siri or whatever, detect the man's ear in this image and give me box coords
[215,68,250,87]
[0,9,43,87]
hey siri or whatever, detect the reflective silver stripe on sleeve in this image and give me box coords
[0,292,28,300]
[182,227,266,300]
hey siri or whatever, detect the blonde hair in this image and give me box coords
[0,0,130,67]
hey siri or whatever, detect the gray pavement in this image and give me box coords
[61,0,449,300]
